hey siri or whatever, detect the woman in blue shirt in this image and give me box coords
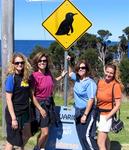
[68,56,98,150]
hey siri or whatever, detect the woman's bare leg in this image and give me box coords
[106,136,110,150]
[97,131,108,150]
[5,141,13,150]
[37,127,49,149]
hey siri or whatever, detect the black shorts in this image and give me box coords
[5,108,29,147]
[35,104,50,128]
[35,99,56,128]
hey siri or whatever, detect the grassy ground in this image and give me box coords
[109,100,129,144]
[0,95,129,149]
[109,99,129,149]
[0,100,2,126]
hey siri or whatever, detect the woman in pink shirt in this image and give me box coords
[30,52,67,150]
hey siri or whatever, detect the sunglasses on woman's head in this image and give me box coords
[79,66,86,70]
[38,59,47,63]
[14,61,25,65]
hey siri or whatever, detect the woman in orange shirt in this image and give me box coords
[96,63,123,150]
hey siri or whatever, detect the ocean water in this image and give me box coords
[0,40,118,66]
[0,40,54,65]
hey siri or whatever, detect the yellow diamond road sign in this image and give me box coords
[42,0,92,50]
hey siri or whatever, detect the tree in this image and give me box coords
[123,26,129,40]
[48,41,64,72]
[97,30,112,68]
[117,27,129,63]
[119,34,128,51]
[97,30,112,41]
[119,55,129,95]
[76,33,97,52]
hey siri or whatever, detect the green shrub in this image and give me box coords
[119,56,129,95]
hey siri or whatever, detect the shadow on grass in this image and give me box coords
[110,141,121,150]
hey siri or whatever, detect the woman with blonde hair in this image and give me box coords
[96,63,123,150]
[5,53,32,150]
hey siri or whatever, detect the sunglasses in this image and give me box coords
[79,66,86,70]
[14,61,25,65]
[38,59,47,63]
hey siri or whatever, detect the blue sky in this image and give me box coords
[0,0,129,41]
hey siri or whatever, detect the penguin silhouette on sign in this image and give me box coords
[55,12,77,36]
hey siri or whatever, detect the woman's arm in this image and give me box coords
[6,92,18,129]
[32,91,47,118]
[80,80,97,123]
[81,99,94,123]
[68,65,73,77]
[66,55,74,77]
[106,99,121,120]
[106,83,122,120]
[55,70,67,81]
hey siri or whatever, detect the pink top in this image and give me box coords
[30,71,54,101]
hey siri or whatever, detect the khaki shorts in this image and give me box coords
[97,115,112,132]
